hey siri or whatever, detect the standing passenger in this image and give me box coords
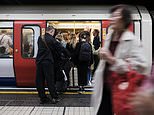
[0,30,13,55]
[74,31,93,93]
[66,33,77,64]
[92,29,101,76]
[36,26,60,104]
[91,4,148,115]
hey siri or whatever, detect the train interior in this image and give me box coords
[0,20,102,88]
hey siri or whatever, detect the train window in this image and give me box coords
[21,28,34,58]
[0,29,13,58]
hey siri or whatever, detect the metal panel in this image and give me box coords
[134,21,140,40]
[0,5,141,20]
[0,59,14,77]
[0,21,13,28]
[138,6,152,75]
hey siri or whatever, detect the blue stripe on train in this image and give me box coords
[0,77,16,86]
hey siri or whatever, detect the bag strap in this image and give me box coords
[0,35,5,45]
[41,36,50,50]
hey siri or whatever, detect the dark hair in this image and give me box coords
[110,4,132,29]
[1,30,7,34]
[94,29,99,34]
[46,25,57,37]
[46,25,55,32]
[79,31,90,39]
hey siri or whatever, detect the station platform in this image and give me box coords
[0,87,94,115]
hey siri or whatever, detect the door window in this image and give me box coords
[0,26,13,58]
[22,28,34,58]
[21,25,40,58]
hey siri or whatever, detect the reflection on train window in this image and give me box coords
[22,28,34,58]
[0,29,13,58]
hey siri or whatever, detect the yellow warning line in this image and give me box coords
[0,91,38,94]
[0,91,93,95]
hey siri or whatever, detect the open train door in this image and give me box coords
[14,21,46,87]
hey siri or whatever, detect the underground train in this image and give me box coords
[0,5,152,87]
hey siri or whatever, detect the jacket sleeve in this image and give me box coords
[73,42,80,65]
[90,44,94,65]
[110,38,148,75]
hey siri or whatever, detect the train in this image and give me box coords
[0,5,152,87]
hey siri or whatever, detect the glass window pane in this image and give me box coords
[0,29,13,58]
[22,28,34,58]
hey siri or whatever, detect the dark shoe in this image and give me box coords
[79,86,82,91]
[56,91,63,95]
[55,97,62,102]
[78,86,85,94]
[50,98,60,104]
[40,97,51,104]
[81,86,85,91]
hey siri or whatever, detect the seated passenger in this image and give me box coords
[0,30,13,55]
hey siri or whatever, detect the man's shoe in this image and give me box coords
[50,98,60,104]
[40,97,51,104]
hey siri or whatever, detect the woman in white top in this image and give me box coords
[91,4,148,115]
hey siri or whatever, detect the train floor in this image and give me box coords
[0,88,94,115]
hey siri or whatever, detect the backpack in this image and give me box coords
[78,42,91,62]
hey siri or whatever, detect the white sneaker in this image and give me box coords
[88,81,92,86]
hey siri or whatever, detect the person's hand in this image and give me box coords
[99,48,115,64]
[99,48,111,59]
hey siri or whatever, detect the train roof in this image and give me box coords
[0,5,149,20]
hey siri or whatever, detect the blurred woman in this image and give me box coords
[91,4,148,115]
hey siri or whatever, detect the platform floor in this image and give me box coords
[0,106,94,115]
[0,92,94,115]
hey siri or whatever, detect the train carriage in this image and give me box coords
[0,5,152,87]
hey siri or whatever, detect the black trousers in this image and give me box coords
[36,61,58,99]
[77,63,88,86]
[97,83,113,115]
[93,54,99,75]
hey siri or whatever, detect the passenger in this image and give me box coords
[23,41,30,57]
[36,26,62,104]
[28,44,34,57]
[66,33,77,64]
[65,33,77,86]
[75,32,80,42]
[92,29,101,76]
[91,4,148,115]
[52,32,70,93]
[0,30,13,55]
[74,31,93,93]
[55,34,67,48]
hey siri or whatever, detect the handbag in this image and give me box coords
[108,69,146,115]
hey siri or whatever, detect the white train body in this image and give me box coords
[0,5,152,87]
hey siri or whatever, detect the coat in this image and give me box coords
[139,58,154,93]
[91,30,149,115]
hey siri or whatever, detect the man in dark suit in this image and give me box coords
[36,26,64,104]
